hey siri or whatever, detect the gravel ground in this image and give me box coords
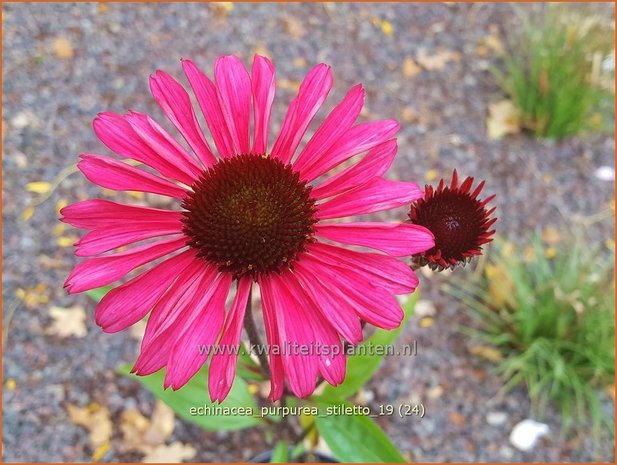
[2,2,615,462]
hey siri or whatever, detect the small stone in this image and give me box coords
[509,419,549,451]
[486,411,508,426]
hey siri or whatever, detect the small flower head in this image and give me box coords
[409,169,496,270]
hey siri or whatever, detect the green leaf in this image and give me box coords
[86,286,112,302]
[314,399,406,463]
[118,363,261,431]
[271,441,288,463]
[323,292,418,399]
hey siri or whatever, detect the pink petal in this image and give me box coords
[149,70,216,167]
[317,178,424,219]
[60,199,183,229]
[311,139,397,199]
[95,250,196,333]
[64,237,186,294]
[271,64,333,164]
[300,120,399,182]
[280,269,346,386]
[293,84,364,174]
[251,54,276,154]
[315,222,435,257]
[307,242,419,295]
[133,266,213,376]
[93,112,200,185]
[182,59,235,158]
[215,55,252,155]
[300,254,404,330]
[257,275,286,401]
[208,277,252,402]
[124,111,203,182]
[78,154,188,198]
[264,273,319,398]
[75,222,183,257]
[164,273,232,390]
[293,260,363,344]
[140,259,214,349]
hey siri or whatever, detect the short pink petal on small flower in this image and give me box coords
[265,273,319,398]
[293,261,363,344]
[271,64,333,164]
[93,111,199,185]
[306,242,419,295]
[251,55,276,154]
[208,277,252,402]
[182,59,235,158]
[317,178,424,219]
[315,222,435,257]
[64,237,186,294]
[78,154,188,198]
[75,222,183,257]
[164,273,232,390]
[124,111,203,182]
[257,275,286,401]
[60,199,183,229]
[300,254,404,330]
[95,250,196,333]
[215,55,252,155]
[300,120,399,183]
[311,139,397,199]
[149,70,216,166]
[293,84,364,174]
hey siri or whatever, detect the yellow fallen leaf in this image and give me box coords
[425,169,439,182]
[293,57,307,68]
[121,401,175,453]
[380,20,394,37]
[91,441,111,462]
[543,173,553,184]
[486,264,514,307]
[53,223,66,236]
[16,284,49,309]
[20,206,35,221]
[605,239,615,250]
[419,316,433,328]
[57,235,78,248]
[26,181,52,194]
[402,57,422,78]
[401,106,417,123]
[56,198,69,213]
[67,403,113,447]
[487,99,520,140]
[6,378,16,391]
[52,36,74,59]
[544,247,557,259]
[142,442,197,463]
[46,305,87,338]
[97,3,109,14]
[469,345,503,362]
[210,2,234,17]
[282,16,305,38]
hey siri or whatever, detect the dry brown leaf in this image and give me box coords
[142,442,197,463]
[541,226,561,246]
[120,401,176,456]
[67,403,113,447]
[52,36,74,59]
[448,411,466,426]
[282,16,305,38]
[402,57,422,78]
[487,99,520,140]
[486,264,515,308]
[46,305,87,338]
[469,345,503,362]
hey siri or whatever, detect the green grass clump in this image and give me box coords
[493,4,614,139]
[447,233,615,435]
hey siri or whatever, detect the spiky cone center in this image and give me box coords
[409,171,496,270]
[182,154,318,278]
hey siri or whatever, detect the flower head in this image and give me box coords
[408,169,496,270]
[62,55,434,402]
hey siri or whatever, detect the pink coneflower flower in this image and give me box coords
[62,55,434,401]
[408,169,496,270]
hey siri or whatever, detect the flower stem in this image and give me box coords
[243,284,271,377]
